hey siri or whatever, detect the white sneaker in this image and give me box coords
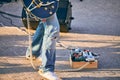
[38,70,61,80]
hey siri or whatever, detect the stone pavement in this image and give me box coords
[0,27,120,80]
[0,0,120,80]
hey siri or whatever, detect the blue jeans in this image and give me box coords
[26,13,60,72]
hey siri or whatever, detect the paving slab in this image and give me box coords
[0,27,120,80]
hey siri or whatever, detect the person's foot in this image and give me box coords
[38,70,61,80]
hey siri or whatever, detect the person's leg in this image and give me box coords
[26,22,44,58]
[38,13,60,80]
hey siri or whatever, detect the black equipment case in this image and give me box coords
[22,0,73,32]
[56,0,73,32]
